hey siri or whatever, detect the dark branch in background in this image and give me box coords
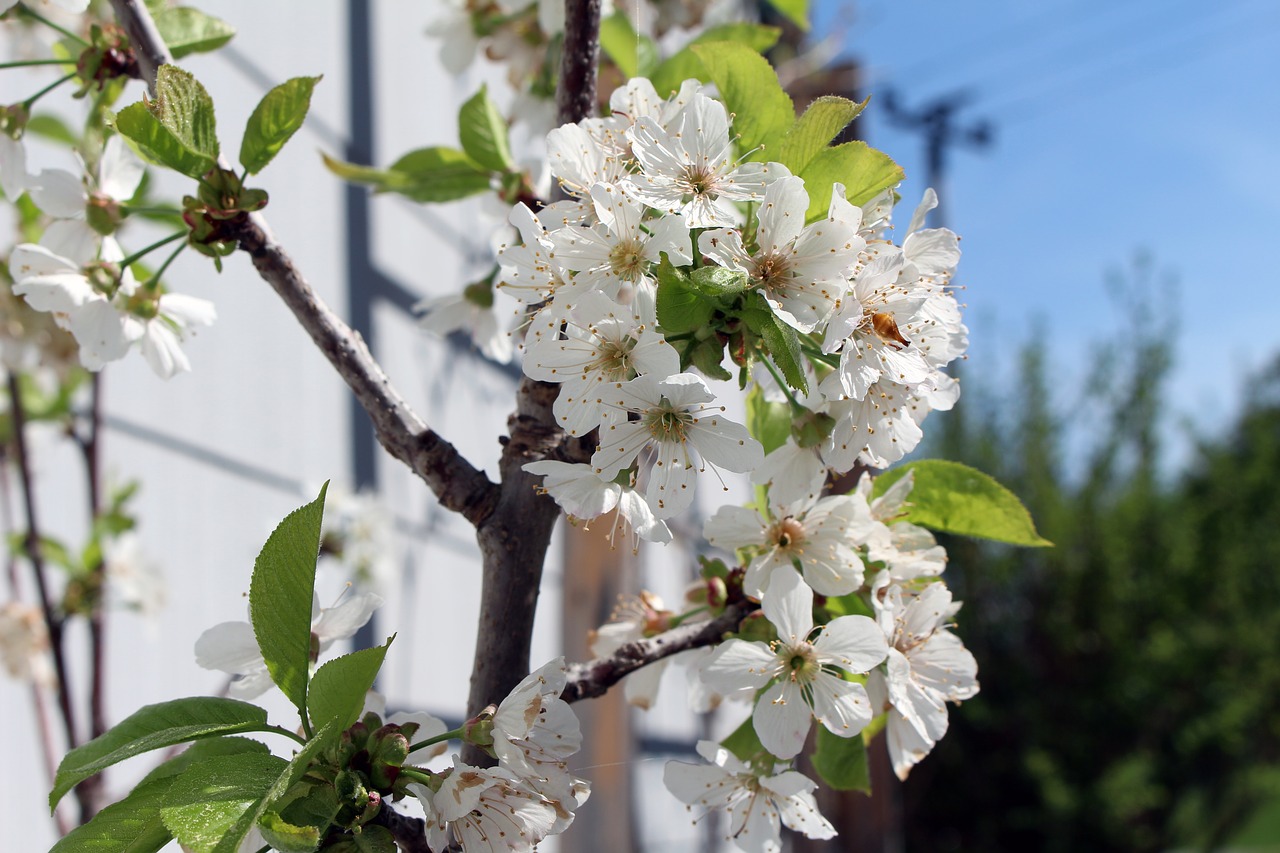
[108,0,500,528]
[460,0,604,766]
[372,806,433,853]
[561,603,757,703]
[81,375,107,743]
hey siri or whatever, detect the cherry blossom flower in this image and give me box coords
[521,460,672,546]
[868,573,978,779]
[409,762,558,853]
[702,569,886,759]
[415,289,513,364]
[664,739,836,853]
[703,491,879,598]
[592,372,763,518]
[194,591,382,699]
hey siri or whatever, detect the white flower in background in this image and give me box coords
[703,491,878,599]
[699,176,863,333]
[29,134,144,250]
[0,601,54,686]
[0,0,89,12]
[0,133,31,200]
[409,762,559,853]
[626,93,780,228]
[868,572,978,779]
[664,739,836,853]
[522,460,672,546]
[102,532,165,619]
[702,569,886,759]
[415,288,513,364]
[318,485,398,591]
[492,657,590,831]
[549,181,692,298]
[592,372,763,519]
[523,290,680,437]
[135,291,216,379]
[194,591,382,699]
[424,0,479,74]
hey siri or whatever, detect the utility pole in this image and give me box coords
[882,88,993,228]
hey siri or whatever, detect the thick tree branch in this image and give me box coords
[461,0,605,761]
[561,603,757,703]
[372,805,432,853]
[109,0,499,527]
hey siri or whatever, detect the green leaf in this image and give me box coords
[650,24,780,95]
[773,95,867,175]
[799,141,903,220]
[239,76,322,175]
[321,148,492,204]
[153,64,219,164]
[250,482,328,720]
[689,265,748,296]
[690,337,732,381]
[212,721,338,853]
[690,42,794,156]
[747,296,808,395]
[746,385,792,455]
[258,811,321,853]
[721,717,765,763]
[457,85,514,173]
[764,0,810,30]
[655,257,715,335]
[139,737,271,787]
[50,775,177,853]
[870,460,1053,547]
[115,101,216,178]
[159,753,288,853]
[152,7,235,58]
[812,727,870,792]
[599,11,659,80]
[51,697,272,811]
[27,113,78,146]
[308,635,394,732]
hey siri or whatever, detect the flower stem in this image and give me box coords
[398,767,437,786]
[266,724,308,747]
[118,231,186,270]
[668,605,709,629]
[758,354,804,414]
[0,58,73,69]
[17,6,88,45]
[141,241,186,292]
[22,72,76,110]
[407,726,464,754]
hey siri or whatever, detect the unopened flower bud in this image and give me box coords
[462,705,495,749]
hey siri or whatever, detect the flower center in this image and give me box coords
[770,516,806,551]
[682,164,715,196]
[781,641,821,683]
[608,239,646,281]
[643,398,693,443]
[593,337,637,382]
[751,251,792,292]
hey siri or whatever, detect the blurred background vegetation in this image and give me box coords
[897,256,1280,852]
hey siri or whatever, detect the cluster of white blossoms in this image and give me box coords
[5,135,215,379]
[497,76,977,851]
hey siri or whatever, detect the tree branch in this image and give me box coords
[108,0,500,527]
[561,602,757,704]
[372,805,433,853]
[460,0,604,762]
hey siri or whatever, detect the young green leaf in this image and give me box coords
[650,24,780,95]
[321,148,492,203]
[688,265,749,296]
[138,737,272,788]
[746,385,792,455]
[50,697,271,811]
[116,101,216,178]
[152,7,236,58]
[812,727,871,792]
[457,85,515,173]
[49,774,179,853]
[249,482,328,720]
[690,42,794,157]
[159,753,289,853]
[599,11,659,80]
[871,460,1053,547]
[258,811,322,853]
[655,257,715,335]
[799,141,903,220]
[747,296,808,395]
[153,64,219,164]
[211,721,338,853]
[307,635,394,732]
[772,95,868,175]
[240,76,322,175]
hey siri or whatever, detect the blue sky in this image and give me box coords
[815,0,1280,451]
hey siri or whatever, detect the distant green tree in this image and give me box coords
[902,259,1280,852]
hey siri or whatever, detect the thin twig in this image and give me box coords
[561,603,757,703]
[106,0,500,527]
[83,374,107,742]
